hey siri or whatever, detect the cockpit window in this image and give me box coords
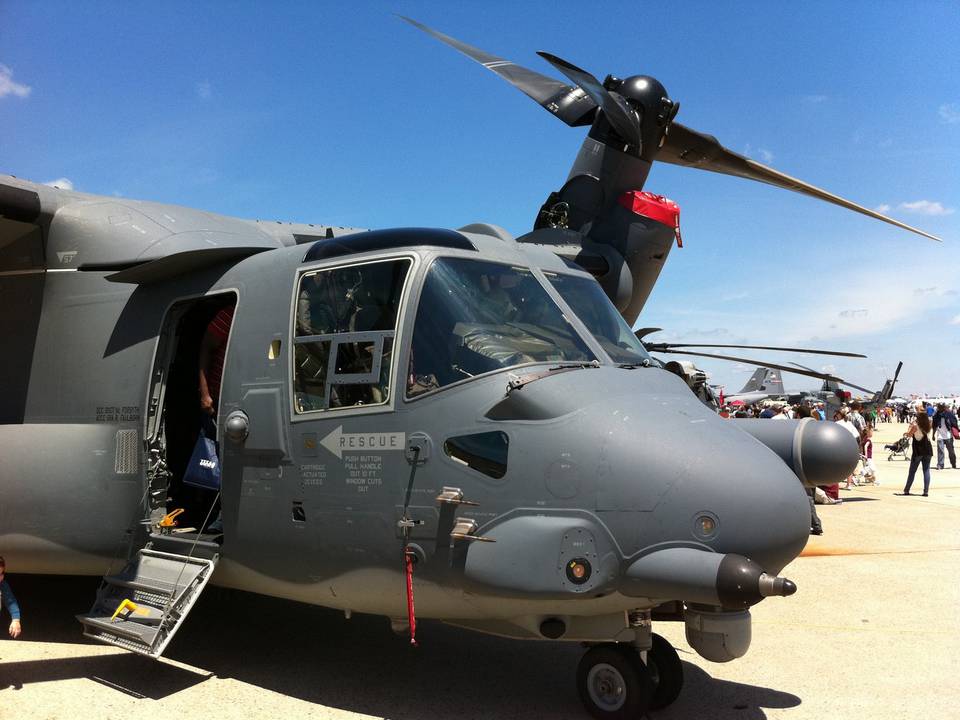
[293,258,410,413]
[545,273,652,365]
[407,258,595,397]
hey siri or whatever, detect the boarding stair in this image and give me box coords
[77,531,220,658]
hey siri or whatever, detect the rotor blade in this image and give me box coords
[536,52,641,146]
[839,380,874,394]
[658,123,942,242]
[399,16,597,126]
[647,342,865,358]
[652,348,844,382]
[633,327,663,341]
[893,361,904,383]
[788,363,875,394]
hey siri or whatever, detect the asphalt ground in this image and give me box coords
[1,421,958,720]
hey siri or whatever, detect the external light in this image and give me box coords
[565,558,592,585]
[693,512,719,539]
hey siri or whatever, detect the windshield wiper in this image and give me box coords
[550,360,601,371]
[505,360,600,394]
[618,359,653,369]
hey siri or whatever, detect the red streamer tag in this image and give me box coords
[404,547,418,647]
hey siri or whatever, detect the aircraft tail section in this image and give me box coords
[739,368,767,394]
[872,361,903,406]
[738,367,785,395]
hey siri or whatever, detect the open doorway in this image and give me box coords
[146,292,237,533]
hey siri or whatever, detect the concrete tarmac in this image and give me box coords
[2,421,958,719]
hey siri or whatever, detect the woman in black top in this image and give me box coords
[903,410,934,496]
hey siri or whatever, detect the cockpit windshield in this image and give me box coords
[545,272,653,365]
[407,258,595,397]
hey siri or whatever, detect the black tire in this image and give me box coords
[576,644,652,720]
[647,633,684,710]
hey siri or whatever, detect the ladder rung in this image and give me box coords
[103,575,178,596]
[78,614,160,644]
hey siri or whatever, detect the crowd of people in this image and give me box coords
[717,398,959,534]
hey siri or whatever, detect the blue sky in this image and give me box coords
[2,1,958,396]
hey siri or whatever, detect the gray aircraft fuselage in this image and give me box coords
[0,176,832,640]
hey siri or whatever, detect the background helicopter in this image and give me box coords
[632,328,870,407]
[0,8,951,720]
[790,360,904,415]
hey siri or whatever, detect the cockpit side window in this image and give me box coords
[407,258,595,398]
[293,258,410,413]
[545,273,653,365]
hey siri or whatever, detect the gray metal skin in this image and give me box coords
[0,175,818,644]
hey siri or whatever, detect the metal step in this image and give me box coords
[78,546,218,658]
[147,531,221,561]
[103,574,178,596]
[80,615,161,644]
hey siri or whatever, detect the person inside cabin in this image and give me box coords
[197,301,236,533]
[199,303,236,418]
[0,556,22,639]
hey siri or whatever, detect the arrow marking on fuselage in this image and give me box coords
[320,426,406,460]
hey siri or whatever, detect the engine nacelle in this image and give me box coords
[734,417,860,487]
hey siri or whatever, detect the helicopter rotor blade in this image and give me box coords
[399,16,597,127]
[651,348,844,383]
[633,327,663,341]
[657,123,942,242]
[645,342,865,358]
[788,362,874,394]
[843,380,876,394]
[535,52,641,146]
[403,16,941,242]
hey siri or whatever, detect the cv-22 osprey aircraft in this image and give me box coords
[0,17,941,720]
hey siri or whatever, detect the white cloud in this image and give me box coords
[779,272,957,342]
[951,314,960,325]
[874,203,891,213]
[0,64,31,99]
[43,177,74,190]
[898,200,955,216]
[196,81,212,100]
[743,144,774,164]
[939,103,960,124]
[803,94,828,104]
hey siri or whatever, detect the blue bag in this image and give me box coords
[183,416,221,490]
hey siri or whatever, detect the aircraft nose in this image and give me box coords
[595,388,812,575]
[687,432,813,574]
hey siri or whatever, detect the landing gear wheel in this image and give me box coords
[646,633,684,710]
[576,644,652,719]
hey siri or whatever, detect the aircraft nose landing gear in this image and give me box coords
[576,634,683,718]
[578,645,652,719]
